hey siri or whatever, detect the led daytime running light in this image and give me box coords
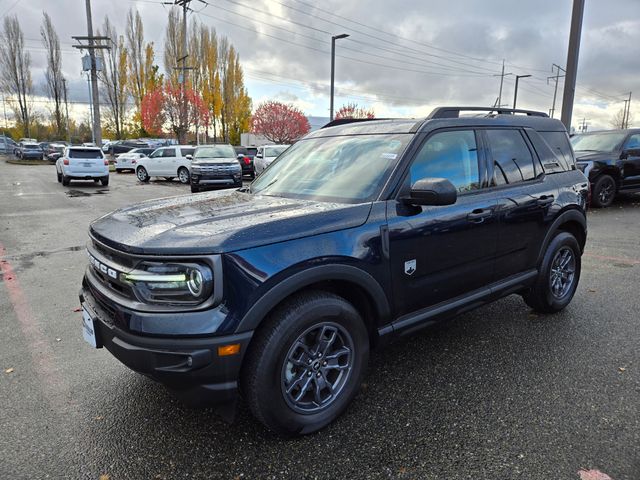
[124,273,187,282]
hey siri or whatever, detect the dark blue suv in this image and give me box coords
[79,107,589,435]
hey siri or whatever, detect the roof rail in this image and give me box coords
[321,118,392,129]
[427,107,548,119]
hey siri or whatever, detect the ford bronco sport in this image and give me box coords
[79,107,589,435]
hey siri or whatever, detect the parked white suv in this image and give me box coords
[135,145,195,184]
[254,144,290,175]
[56,146,109,186]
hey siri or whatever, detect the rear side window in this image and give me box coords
[410,130,480,193]
[180,148,195,157]
[487,129,536,185]
[539,131,574,171]
[162,148,176,157]
[68,149,103,159]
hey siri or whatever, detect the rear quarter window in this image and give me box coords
[538,131,575,171]
[180,148,195,157]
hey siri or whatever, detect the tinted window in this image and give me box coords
[162,148,176,157]
[68,149,103,159]
[487,129,535,185]
[625,134,640,150]
[410,130,480,193]
[180,148,195,157]
[539,131,574,170]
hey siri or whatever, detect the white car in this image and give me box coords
[114,148,154,173]
[254,144,290,175]
[135,145,196,184]
[56,146,109,186]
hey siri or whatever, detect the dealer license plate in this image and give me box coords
[82,307,98,348]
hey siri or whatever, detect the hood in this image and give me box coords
[90,190,372,255]
[575,151,617,163]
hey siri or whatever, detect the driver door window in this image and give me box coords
[409,130,480,193]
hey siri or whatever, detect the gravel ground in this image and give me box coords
[0,158,638,480]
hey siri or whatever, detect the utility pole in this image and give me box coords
[580,118,589,133]
[330,33,350,121]
[547,63,566,118]
[493,59,512,108]
[623,92,632,129]
[85,72,95,144]
[72,0,110,146]
[169,0,193,144]
[513,74,531,109]
[560,0,585,130]
[62,78,71,144]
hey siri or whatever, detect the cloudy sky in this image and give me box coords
[3,0,639,131]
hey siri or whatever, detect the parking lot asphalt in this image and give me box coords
[0,158,639,480]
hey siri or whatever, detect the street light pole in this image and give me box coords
[330,33,349,121]
[513,74,531,109]
[561,0,585,130]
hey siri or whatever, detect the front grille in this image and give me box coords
[87,238,137,301]
[193,164,239,175]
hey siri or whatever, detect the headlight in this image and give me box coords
[122,262,213,305]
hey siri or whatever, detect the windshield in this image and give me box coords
[194,145,236,159]
[571,132,627,153]
[265,146,289,157]
[68,149,103,159]
[251,134,412,203]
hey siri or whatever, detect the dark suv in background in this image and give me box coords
[571,129,640,207]
[234,146,258,178]
[79,107,588,436]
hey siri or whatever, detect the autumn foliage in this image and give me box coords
[141,85,208,138]
[252,101,310,144]
[335,102,375,120]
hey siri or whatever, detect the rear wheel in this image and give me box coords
[136,166,149,182]
[592,174,616,208]
[62,174,70,186]
[241,290,369,436]
[100,177,109,186]
[523,232,581,313]
[56,170,62,183]
[178,167,190,184]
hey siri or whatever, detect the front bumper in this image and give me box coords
[191,172,242,188]
[79,284,253,406]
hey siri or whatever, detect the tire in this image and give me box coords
[56,170,62,183]
[241,290,369,436]
[116,169,122,174]
[62,174,70,186]
[523,231,581,313]
[591,174,616,208]
[164,177,175,181]
[136,167,149,182]
[190,185,200,193]
[177,167,190,184]
[101,177,109,186]
[94,179,100,183]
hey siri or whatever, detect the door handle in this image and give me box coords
[536,195,555,207]
[467,208,492,223]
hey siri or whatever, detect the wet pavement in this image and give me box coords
[0,159,639,479]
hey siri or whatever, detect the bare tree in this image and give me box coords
[41,12,65,137]
[0,15,33,136]
[98,17,129,139]
[610,108,634,129]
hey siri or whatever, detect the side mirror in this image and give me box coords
[185,154,193,161]
[404,178,457,206]
[622,147,640,158]
[236,154,244,159]
[256,153,263,158]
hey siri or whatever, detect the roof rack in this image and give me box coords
[321,118,392,129]
[427,107,548,119]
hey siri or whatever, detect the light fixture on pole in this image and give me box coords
[513,74,531,109]
[330,33,349,121]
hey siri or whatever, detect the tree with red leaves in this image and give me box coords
[335,102,375,120]
[252,101,310,144]
[140,85,208,140]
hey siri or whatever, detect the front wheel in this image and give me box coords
[136,167,150,182]
[241,290,369,436]
[592,174,616,208]
[177,167,190,184]
[190,185,200,193]
[523,231,581,313]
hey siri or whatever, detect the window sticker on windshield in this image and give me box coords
[381,153,398,160]
[388,140,402,149]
